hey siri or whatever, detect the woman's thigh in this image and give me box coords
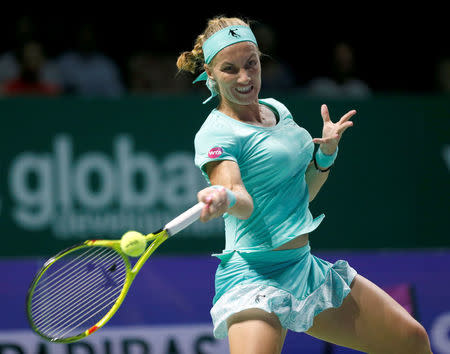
[227,308,287,354]
[305,274,432,354]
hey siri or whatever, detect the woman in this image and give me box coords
[176,16,432,354]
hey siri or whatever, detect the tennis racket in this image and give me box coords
[26,202,205,343]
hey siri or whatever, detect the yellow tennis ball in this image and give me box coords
[120,231,146,257]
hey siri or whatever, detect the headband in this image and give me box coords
[192,25,258,104]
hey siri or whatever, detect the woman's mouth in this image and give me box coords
[235,85,253,94]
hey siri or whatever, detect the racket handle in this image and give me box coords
[164,202,205,237]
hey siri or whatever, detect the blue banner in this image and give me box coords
[1,249,450,353]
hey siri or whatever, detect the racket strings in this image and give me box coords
[29,246,127,340]
[45,285,125,340]
[32,246,105,295]
[39,280,125,339]
[31,247,110,309]
[32,247,123,314]
[32,247,126,338]
[31,248,121,325]
[33,258,125,329]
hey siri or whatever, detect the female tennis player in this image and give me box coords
[177,16,432,354]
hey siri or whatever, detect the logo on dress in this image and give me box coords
[255,294,266,303]
[208,147,223,159]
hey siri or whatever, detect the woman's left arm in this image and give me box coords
[306,104,357,202]
[305,161,329,201]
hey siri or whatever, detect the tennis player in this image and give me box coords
[177,16,432,354]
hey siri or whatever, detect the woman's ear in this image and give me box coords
[204,64,214,81]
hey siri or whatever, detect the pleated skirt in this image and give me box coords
[210,243,357,339]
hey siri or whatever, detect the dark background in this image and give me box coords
[1,7,448,94]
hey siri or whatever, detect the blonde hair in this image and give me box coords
[176,16,250,75]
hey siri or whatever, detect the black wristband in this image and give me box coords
[313,155,333,172]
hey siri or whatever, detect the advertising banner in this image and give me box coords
[1,249,449,353]
[1,96,450,257]
[0,325,228,354]
[1,97,226,257]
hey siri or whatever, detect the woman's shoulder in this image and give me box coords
[197,109,228,130]
[259,98,292,119]
[195,109,236,141]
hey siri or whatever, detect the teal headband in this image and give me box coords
[192,25,258,104]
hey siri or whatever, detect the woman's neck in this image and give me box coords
[218,99,277,128]
[218,99,262,124]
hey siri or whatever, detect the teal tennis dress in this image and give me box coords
[194,98,357,339]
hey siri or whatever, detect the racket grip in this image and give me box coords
[164,202,205,237]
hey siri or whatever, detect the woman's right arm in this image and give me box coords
[197,160,253,222]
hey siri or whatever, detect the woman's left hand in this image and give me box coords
[312,104,357,154]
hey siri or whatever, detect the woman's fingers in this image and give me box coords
[314,118,354,144]
[197,189,212,204]
[321,104,331,122]
[198,189,213,222]
[312,136,338,144]
[210,189,228,215]
[338,109,357,124]
[321,105,356,125]
[337,120,354,134]
[198,187,228,222]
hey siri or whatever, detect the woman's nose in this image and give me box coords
[237,69,251,84]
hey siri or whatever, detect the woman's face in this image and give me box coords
[207,42,261,106]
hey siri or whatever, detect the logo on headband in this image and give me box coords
[228,29,240,38]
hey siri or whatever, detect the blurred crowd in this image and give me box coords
[1,16,449,99]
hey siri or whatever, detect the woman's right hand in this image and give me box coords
[197,186,230,222]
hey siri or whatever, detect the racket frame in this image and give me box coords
[26,201,203,343]
[26,230,168,343]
